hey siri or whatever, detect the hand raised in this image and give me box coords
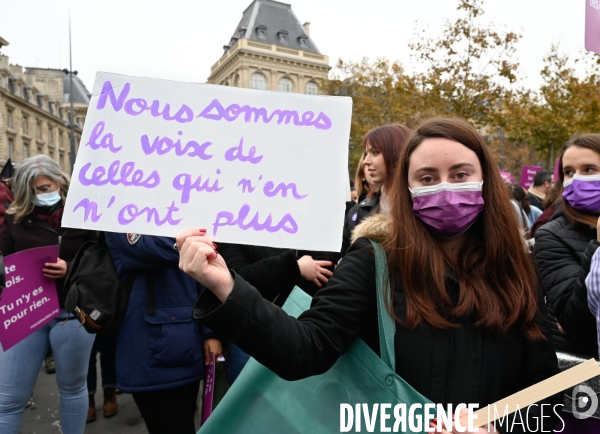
[176,229,233,302]
[297,255,334,288]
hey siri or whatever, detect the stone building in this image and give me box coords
[0,36,89,174]
[209,0,330,94]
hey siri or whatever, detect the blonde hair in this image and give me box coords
[7,155,69,223]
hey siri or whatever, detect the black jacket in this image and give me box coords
[218,243,338,303]
[527,193,545,211]
[194,238,560,433]
[533,207,599,358]
[341,193,380,256]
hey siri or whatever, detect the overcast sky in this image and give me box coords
[0,0,587,93]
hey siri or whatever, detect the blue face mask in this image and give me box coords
[33,191,62,207]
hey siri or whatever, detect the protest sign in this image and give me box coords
[62,72,352,252]
[499,170,515,183]
[0,246,60,351]
[520,166,543,189]
[586,0,600,56]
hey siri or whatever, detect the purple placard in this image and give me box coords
[586,0,600,55]
[520,166,543,189]
[499,170,515,183]
[0,246,60,351]
[201,351,216,424]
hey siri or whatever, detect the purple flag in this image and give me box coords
[201,352,216,424]
[0,246,60,351]
[586,0,600,55]
[520,166,543,189]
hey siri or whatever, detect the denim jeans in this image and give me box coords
[227,342,250,385]
[87,332,118,394]
[0,312,95,434]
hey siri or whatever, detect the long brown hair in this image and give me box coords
[362,124,411,196]
[354,154,370,200]
[385,118,543,340]
[557,134,600,227]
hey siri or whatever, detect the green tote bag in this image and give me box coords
[199,241,433,433]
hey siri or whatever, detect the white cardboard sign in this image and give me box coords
[62,72,352,251]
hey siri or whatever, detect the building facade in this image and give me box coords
[0,36,89,175]
[209,0,330,94]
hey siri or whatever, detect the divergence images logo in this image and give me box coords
[572,385,598,419]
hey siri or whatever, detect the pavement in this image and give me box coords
[19,358,224,433]
[19,362,148,434]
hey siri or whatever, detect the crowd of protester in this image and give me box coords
[0,118,598,434]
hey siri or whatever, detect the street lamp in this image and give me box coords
[63,15,77,175]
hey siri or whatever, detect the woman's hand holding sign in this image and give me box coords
[42,258,67,279]
[176,229,234,302]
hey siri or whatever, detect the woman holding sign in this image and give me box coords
[176,118,561,433]
[0,155,96,434]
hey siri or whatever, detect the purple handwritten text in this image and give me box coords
[73,198,103,222]
[173,172,224,203]
[96,81,193,124]
[141,132,213,160]
[212,204,298,236]
[79,161,160,188]
[117,201,182,226]
[86,121,122,153]
[263,181,307,199]
[224,137,263,164]
[197,99,332,131]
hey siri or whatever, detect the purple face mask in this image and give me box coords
[409,182,485,236]
[562,174,600,214]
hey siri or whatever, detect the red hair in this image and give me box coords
[385,118,543,340]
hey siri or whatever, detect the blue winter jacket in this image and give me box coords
[106,233,209,393]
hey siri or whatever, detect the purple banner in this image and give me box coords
[586,0,600,56]
[499,170,515,183]
[554,158,561,182]
[201,352,216,424]
[520,166,543,189]
[0,246,60,351]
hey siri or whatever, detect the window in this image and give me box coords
[8,138,13,160]
[23,142,29,160]
[59,130,63,147]
[6,109,12,129]
[255,25,267,40]
[48,126,53,145]
[278,77,294,93]
[234,75,240,87]
[22,115,28,135]
[23,87,30,102]
[48,102,54,115]
[250,72,267,90]
[37,95,43,109]
[277,30,288,45]
[298,36,309,48]
[305,81,319,95]
[36,122,41,140]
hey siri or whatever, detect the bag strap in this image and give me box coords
[369,240,396,372]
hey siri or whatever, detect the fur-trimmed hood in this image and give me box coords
[350,213,391,245]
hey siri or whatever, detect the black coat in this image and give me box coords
[341,193,380,256]
[534,207,599,358]
[194,238,561,433]
[218,243,338,303]
[0,205,97,307]
[527,193,545,211]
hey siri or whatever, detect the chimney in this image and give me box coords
[303,22,311,36]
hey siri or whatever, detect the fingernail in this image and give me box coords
[199,228,206,232]
[215,250,219,257]
[213,242,218,249]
